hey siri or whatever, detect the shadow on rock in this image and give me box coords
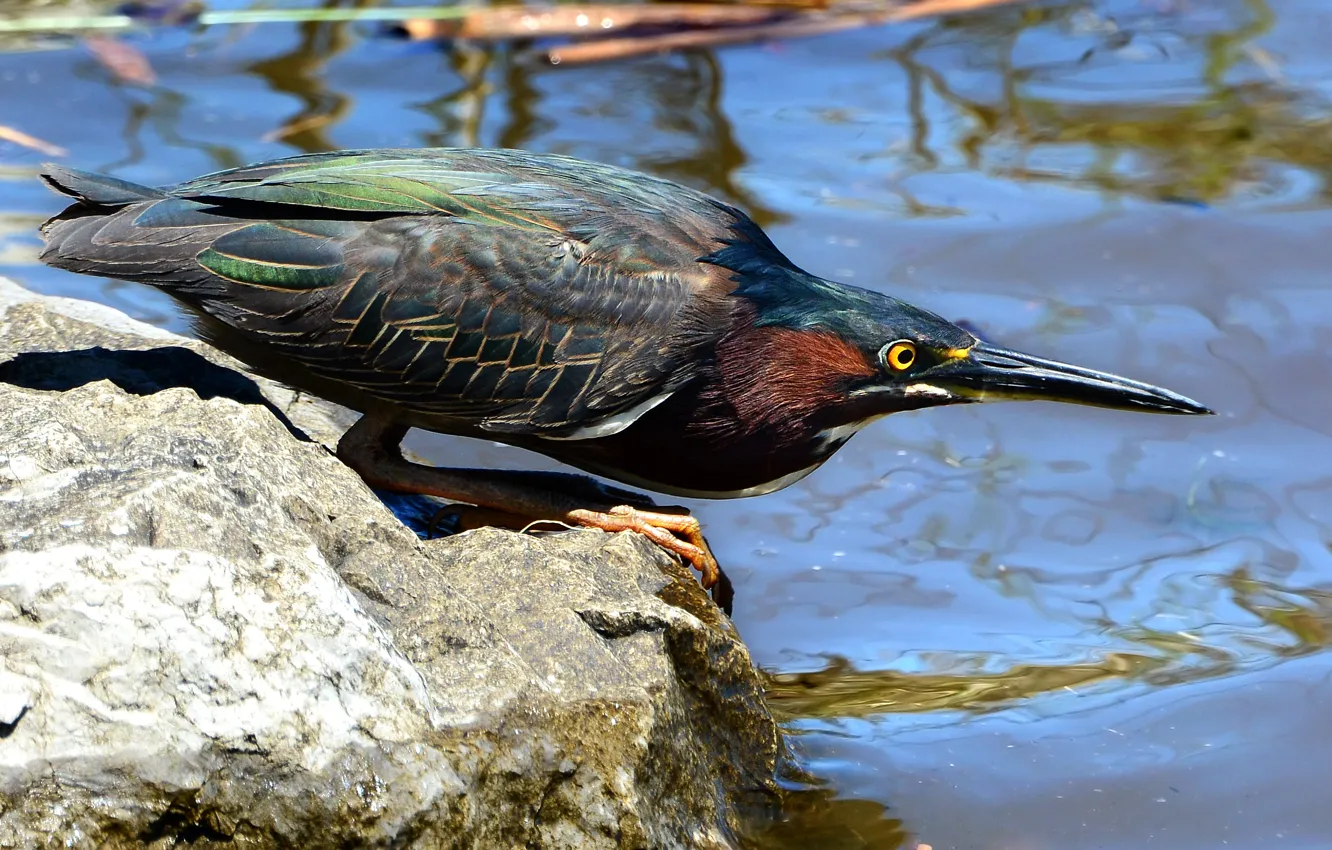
[0,346,308,441]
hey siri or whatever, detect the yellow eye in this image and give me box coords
[884,340,917,372]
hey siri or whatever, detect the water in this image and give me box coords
[4,0,1331,846]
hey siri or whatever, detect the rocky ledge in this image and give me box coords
[0,278,782,849]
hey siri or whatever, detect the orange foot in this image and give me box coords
[426,502,733,613]
[567,505,720,589]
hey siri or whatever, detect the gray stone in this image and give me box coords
[0,277,782,849]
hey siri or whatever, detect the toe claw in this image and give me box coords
[567,505,724,593]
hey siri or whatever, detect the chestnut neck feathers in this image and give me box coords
[707,312,875,441]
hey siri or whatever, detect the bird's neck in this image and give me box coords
[701,305,881,452]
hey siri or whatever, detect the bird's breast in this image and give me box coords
[522,375,851,500]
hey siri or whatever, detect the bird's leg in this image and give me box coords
[427,469,660,536]
[336,411,725,592]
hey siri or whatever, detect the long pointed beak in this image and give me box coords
[934,342,1214,415]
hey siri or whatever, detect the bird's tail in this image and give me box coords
[37,165,220,291]
[40,165,169,207]
[39,165,171,278]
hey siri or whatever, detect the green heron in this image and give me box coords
[38,148,1211,598]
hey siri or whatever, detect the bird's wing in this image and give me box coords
[78,150,764,435]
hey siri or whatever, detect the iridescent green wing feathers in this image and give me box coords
[178,152,565,228]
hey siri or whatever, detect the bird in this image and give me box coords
[38,147,1212,604]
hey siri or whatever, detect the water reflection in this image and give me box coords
[760,553,1332,719]
[247,7,358,153]
[746,783,910,850]
[874,0,1332,208]
[3,0,1332,846]
[767,653,1161,719]
[3,0,1326,206]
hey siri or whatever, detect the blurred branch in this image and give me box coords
[542,0,1032,66]
[399,4,787,42]
[84,34,156,86]
[0,124,67,156]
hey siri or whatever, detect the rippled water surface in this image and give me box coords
[3,0,1331,846]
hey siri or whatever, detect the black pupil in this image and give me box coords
[897,347,914,365]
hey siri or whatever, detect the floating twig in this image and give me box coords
[398,4,786,41]
[0,125,68,157]
[84,35,157,87]
[543,0,1026,66]
[545,15,861,65]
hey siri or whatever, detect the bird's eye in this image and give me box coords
[883,340,917,372]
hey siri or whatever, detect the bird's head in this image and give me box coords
[729,271,1212,435]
